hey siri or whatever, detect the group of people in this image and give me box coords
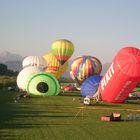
[13,90,30,103]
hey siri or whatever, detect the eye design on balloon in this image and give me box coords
[26,72,60,96]
[36,82,49,93]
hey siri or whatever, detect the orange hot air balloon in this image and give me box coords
[51,39,74,65]
[43,53,68,79]
[70,56,102,84]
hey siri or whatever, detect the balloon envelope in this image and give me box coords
[22,56,47,69]
[81,75,102,97]
[17,66,43,91]
[43,53,68,79]
[26,72,60,96]
[51,39,74,65]
[99,46,140,103]
[70,56,102,84]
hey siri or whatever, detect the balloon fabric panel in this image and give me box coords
[51,39,74,65]
[99,46,140,103]
[70,56,102,84]
[43,53,68,79]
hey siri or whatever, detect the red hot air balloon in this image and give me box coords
[99,46,140,103]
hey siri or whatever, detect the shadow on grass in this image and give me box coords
[59,92,80,97]
[4,90,140,140]
[88,102,121,108]
[0,90,80,139]
[0,130,18,140]
[95,103,121,108]
[125,100,140,105]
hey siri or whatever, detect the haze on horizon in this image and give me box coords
[0,0,140,64]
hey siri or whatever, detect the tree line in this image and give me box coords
[0,63,18,76]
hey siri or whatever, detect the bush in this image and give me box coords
[0,76,17,89]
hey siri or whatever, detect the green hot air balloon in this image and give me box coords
[26,72,60,96]
[51,39,74,65]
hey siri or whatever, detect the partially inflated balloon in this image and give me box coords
[26,72,60,96]
[43,53,68,79]
[17,66,43,91]
[81,75,102,97]
[99,46,140,103]
[22,56,47,69]
[51,39,74,65]
[70,56,102,84]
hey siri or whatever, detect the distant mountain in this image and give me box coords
[0,51,23,63]
[0,51,23,72]
[5,61,22,72]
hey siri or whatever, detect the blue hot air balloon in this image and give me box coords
[81,75,102,97]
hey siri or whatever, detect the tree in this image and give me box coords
[0,64,8,75]
[0,63,18,76]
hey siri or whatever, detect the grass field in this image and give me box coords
[1,89,140,140]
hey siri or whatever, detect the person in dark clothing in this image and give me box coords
[13,90,30,103]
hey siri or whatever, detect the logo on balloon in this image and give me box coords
[47,66,59,72]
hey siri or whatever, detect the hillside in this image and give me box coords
[0,51,23,63]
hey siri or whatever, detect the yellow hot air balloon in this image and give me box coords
[51,39,74,65]
[43,53,68,79]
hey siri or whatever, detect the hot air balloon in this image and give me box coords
[22,56,47,69]
[51,39,74,65]
[17,66,43,91]
[99,46,140,103]
[70,56,102,85]
[43,53,68,79]
[26,72,60,96]
[81,75,102,97]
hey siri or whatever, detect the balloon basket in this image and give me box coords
[100,112,121,122]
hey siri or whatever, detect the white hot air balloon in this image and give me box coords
[22,56,47,69]
[17,66,43,91]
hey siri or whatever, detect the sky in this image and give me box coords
[0,0,140,64]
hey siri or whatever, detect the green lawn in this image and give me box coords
[1,89,140,140]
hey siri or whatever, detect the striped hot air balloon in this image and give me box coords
[51,39,74,65]
[70,56,102,84]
